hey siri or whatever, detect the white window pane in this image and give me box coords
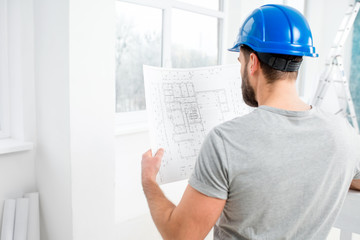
[284,0,305,14]
[172,9,218,68]
[178,0,219,10]
[115,2,162,112]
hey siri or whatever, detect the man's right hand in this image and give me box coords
[350,180,360,191]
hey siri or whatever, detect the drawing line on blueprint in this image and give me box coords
[144,64,252,184]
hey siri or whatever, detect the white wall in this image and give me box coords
[34,0,73,239]
[34,0,117,239]
[69,0,116,239]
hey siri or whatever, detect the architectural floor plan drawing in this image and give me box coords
[144,64,252,184]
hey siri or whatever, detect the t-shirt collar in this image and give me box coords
[258,105,314,117]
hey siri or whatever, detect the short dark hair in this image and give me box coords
[240,45,302,84]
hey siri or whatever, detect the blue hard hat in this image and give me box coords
[229,4,318,57]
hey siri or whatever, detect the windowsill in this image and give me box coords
[115,122,149,136]
[0,138,34,155]
[115,111,149,136]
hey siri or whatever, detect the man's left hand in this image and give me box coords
[141,148,164,184]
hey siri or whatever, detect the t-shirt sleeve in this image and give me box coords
[189,128,229,200]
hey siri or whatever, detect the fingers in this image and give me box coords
[142,149,153,158]
[142,148,164,159]
[155,148,164,159]
[141,148,164,184]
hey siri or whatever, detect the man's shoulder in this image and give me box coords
[212,109,260,137]
[314,107,357,133]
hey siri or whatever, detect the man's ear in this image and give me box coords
[249,53,260,76]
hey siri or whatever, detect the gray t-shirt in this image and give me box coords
[189,105,360,240]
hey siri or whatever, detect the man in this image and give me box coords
[142,4,360,240]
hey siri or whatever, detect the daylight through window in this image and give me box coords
[115,0,224,113]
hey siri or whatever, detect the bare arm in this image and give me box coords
[142,149,226,240]
[350,179,360,191]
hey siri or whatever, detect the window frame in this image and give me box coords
[0,0,33,154]
[115,0,226,134]
[0,0,10,139]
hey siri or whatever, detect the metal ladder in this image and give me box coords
[312,1,360,133]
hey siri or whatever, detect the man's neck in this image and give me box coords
[255,77,311,111]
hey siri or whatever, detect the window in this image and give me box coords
[171,9,218,68]
[0,0,10,139]
[0,0,33,154]
[178,0,219,10]
[115,0,226,131]
[115,2,162,113]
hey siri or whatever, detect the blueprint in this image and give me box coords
[144,64,252,184]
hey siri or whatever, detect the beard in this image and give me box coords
[241,64,258,107]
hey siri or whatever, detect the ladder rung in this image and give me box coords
[330,45,342,49]
[335,109,344,115]
[338,28,350,32]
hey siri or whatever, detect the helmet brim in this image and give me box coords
[228,44,241,52]
[227,43,319,58]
